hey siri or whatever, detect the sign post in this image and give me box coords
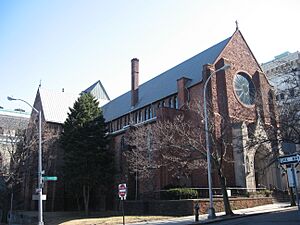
[291,164,300,211]
[118,183,127,225]
[279,154,300,211]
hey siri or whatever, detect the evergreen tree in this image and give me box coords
[61,93,114,214]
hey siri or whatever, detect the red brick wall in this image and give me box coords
[110,30,278,197]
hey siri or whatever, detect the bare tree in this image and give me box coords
[247,64,300,205]
[124,102,236,215]
[248,64,300,151]
[6,115,61,211]
[264,59,300,147]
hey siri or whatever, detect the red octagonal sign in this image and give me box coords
[118,183,127,199]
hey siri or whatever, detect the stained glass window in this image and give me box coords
[233,73,256,106]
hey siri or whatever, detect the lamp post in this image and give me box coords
[203,64,230,219]
[7,96,44,225]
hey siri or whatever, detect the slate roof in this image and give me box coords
[38,88,79,124]
[82,80,111,101]
[0,110,29,130]
[102,36,231,122]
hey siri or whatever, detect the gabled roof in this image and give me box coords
[36,79,110,124]
[102,36,231,122]
[38,88,79,124]
[82,80,110,103]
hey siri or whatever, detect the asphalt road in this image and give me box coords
[212,209,300,225]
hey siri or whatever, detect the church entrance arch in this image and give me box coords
[254,145,270,189]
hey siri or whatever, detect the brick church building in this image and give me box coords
[102,28,284,198]
[20,28,284,211]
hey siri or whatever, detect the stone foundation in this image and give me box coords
[124,197,273,216]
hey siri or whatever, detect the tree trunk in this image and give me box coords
[83,185,90,216]
[217,169,234,215]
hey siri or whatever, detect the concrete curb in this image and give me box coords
[188,206,296,224]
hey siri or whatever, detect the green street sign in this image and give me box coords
[42,176,58,181]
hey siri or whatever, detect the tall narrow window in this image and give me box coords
[135,112,138,123]
[169,98,172,108]
[149,106,153,118]
[162,101,165,107]
[137,111,141,123]
[174,96,178,109]
[145,107,149,120]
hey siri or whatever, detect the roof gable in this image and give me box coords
[82,80,110,106]
[38,88,79,124]
[102,36,231,121]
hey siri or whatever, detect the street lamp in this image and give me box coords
[203,64,230,219]
[7,96,44,225]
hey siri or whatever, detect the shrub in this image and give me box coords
[248,190,273,197]
[161,188,198,200]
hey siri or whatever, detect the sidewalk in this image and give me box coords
[130,202,292,225]
[193,202,293,224]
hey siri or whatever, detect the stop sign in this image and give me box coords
[118,183,127,199]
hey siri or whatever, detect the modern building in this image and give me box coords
[262,51,300,104]
[0,108,30,177]
[102,28,284,197]
[262,52,300,154]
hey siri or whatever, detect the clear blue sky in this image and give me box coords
[0,0,299,112]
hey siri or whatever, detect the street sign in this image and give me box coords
[42,176,58,181]
[32,194,47,201]
[118,183,127,199]
[279,154,300,165]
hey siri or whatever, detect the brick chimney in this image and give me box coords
[131,58,139,107]
[177,77,191,109]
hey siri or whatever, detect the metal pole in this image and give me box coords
[291,164,300,211]
[7,96,44,225]
[122,198,125,225]
[203,64,230,219]
[38,111,44,225]
[203,77,216,219]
